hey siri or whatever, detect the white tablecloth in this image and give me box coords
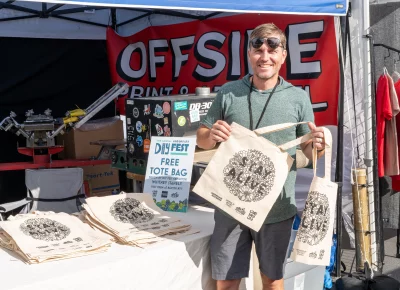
[0,205,233,290]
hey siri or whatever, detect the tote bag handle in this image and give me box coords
[312,127,333,180]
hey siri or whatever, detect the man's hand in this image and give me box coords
[308,122,325,151]
[196,120,232,149]
[209,120,232,143]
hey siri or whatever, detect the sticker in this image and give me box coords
[128,143,135,154]
[127,135,135,142]
[132,107,139,118]
[144,104,151,115]
[136,136,143,147]
[153,104,164,118]
[127,118,131,125]
[136,121,142,133]
[177,116,186,126]
[127,100,134,105]
[164,125,171,137]
[163,102,171,114]
[174,101,188,111]
[164,117,169,125]
[155,124,164,136]
[190,109,200,123]
[141,124,148,132]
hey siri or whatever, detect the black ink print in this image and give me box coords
[151,226,161,230]
[74,237,83,242]
[211,192,222,201]
[319,250,325,260]
[226,200,234,207]
[151,222,159,226]
[63,241,73,244]
[296,249,306,256]
[235,207,246,215]
[171,192,179,198]
[247,210,257,221]
[110,198,155,224]
[309,251,317,259]
[159,219,168,223]
[20,218,71,241]
[296,191,330,246]
[162,224,169,227]
[223,150,275,202]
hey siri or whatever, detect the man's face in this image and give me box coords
[247,34,287,82]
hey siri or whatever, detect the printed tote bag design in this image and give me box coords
[193,122,312,231]
[290,127,337,266]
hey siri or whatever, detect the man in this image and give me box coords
[196,23,326,290]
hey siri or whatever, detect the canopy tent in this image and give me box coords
[0,0,365,280]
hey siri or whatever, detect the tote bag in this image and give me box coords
[193,122,312,231]
[290,127,338,266]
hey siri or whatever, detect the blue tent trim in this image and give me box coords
[24,0,348,15]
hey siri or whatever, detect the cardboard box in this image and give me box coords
[57,117,124,160]
[82,164,120,197]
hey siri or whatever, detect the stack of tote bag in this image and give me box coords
[291,127,337,266]
[82,192,199,247]
[0,211,112,264]
[193,122,313,232]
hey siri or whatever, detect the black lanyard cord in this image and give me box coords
[248,76,279,130]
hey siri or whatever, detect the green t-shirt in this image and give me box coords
[200,74,314,224]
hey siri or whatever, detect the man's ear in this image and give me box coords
[281,49,287,64]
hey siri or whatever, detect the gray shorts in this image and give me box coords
[210,209,294,281]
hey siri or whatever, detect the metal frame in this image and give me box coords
[0,1,222,29]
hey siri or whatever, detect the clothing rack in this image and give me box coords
[371,41,400,262]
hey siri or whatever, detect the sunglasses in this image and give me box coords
[249,37,284,50]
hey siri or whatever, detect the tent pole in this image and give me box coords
[361,0,380,273]
[334,13,347,278]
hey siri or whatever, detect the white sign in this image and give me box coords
[143,137,196,213]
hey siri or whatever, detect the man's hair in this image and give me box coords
[249,23,286,50]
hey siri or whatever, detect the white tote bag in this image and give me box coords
[290,127,337,266]
[193,122,312,232]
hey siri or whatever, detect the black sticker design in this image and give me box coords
[296,191,330,246]
[20,218,71,241]
[110,198,154,224]
[223,150,275,202]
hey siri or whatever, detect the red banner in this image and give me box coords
[107,13,339,126]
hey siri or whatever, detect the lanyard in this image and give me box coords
[248,76,279,130]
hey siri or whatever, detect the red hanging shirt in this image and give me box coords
[391,80,400,190]
[376,74,392,177]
